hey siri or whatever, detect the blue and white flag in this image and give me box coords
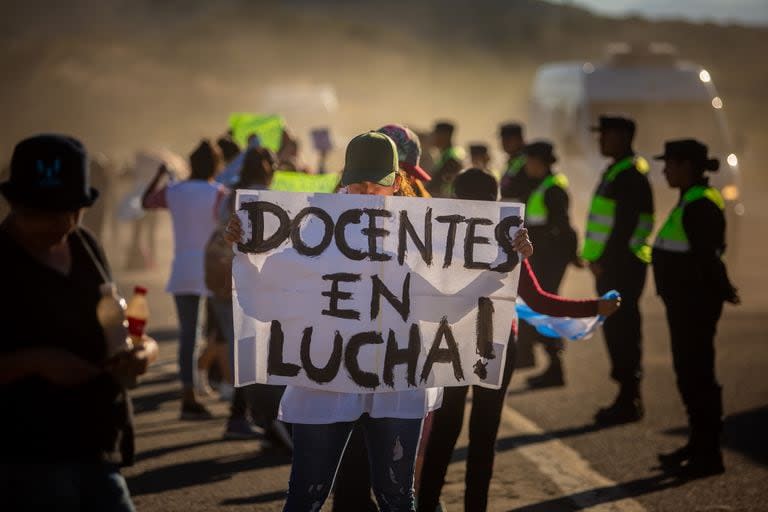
[516,290,620,341]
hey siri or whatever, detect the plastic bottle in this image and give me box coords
[97,283,129,359]
[126,286,149,348]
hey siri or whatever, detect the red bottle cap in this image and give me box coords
[134,286,148,295]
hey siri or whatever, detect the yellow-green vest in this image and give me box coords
[582,155,654,264]
[526,173,569,226]
[654,186,724,253]
[435,146,466,172]
[504,154,526,177]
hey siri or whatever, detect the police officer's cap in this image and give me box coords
[654,139,720,172]
[523,141,557,164]
[591,115,636,137]
[499,123,524,138]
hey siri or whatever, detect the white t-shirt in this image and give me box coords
[279,386,443,425]
[165,180,228,296]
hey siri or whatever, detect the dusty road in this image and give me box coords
[117,179,768,512]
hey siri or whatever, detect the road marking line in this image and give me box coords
[501,406,647,511]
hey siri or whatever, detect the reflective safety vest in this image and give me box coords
[654,185,724,253]
[435,146,466,172]
[582,155,654,264]
[504,155,526,177]
[526,173,569,226]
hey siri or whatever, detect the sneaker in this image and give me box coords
[526,363,565,389]
[218,382,235,402]
[267,420,294,452]
[180,401,214,421]
[594,395,644,426]
[223,417,264,440]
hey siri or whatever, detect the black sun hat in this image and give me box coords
[523,141,558,164]
[0,134,98,211]
[654,139,720,171]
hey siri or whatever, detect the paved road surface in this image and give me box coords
[118,183,768,512]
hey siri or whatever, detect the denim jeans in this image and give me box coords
[284,414,422,512]
[0,463,135,512]
[173,294,202,386]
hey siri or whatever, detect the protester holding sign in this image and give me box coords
[0,134,158,511]
[225,131,534,511]
[332,123,433,511]
[142,140,228,420]
[418,168,620,512]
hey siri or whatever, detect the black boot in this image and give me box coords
[594,383,644,426]
[672,424,724,479]
[658,442,692,468]
[527,353,565,389]
[675,436,724,479]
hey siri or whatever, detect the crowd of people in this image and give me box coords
[0,111,739,511]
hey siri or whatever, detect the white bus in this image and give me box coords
[529,43,744,236]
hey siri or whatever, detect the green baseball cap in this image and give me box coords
[341,131,398,187]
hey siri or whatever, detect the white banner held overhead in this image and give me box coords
[233,190,524,393]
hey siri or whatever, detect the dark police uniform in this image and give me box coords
[652,139,738,476]
[582,117,654,423]
[522,142,578,386]
[499,123,537,203]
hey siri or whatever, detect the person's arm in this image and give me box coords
[683,200,739,303]
[596,171,642,266]
[544,186,578,260]
[0,348,101,386]
[141,165,170,209]
[518,259,602,317]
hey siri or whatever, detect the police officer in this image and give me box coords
[498,122,540,368]
[520,141,579,388]
[652,139,739,478]
[583,116,654,425]
[499,122,536,202]
[427,121,465,198]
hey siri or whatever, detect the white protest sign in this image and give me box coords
[233,190,524,393]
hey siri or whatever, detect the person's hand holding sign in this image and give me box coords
[224,214,244,244]
[513,227,534,260]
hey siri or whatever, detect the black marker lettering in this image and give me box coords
[362,209,392,262]
[344,331,383,389]
[238,201,291,253]
[382,325,420,388]
[321,273,361,320]
[290,207,334,257]
[420,316,464,383]
[370,273,411,322]
[436,215,465,268]
[335,209,367,260]
[476,297,496,359]
[398,208,433,266]
[300,327,343,384]
[491,216,522,273]
[464,217,494,270]
[266,320,300,377]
